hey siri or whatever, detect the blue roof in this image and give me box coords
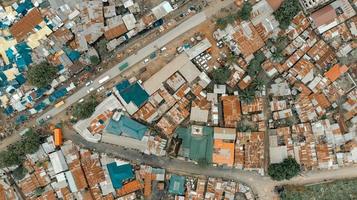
[169,175,185,195]
[66,49,81,62]
[106,163,134,189]
[15,75,26,85]
[115,81,149,108]
[4,106,14,116]
[49,88,68,102]
[105,115,147,140]
[15,0,34,15]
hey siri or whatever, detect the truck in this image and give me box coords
[98,75,110,84]
[54,100,65,108]
[53,128,63,147]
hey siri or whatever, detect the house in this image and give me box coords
[114,80,149,115]
[221,96,241,128]
[212,127,236,167]
[310,0,356,33]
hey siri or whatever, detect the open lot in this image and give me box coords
[280,179,357,200]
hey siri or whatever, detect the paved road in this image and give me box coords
[65,130,357,200]
[37,12,207,122]
[38,0,235,123]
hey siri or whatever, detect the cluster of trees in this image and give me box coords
[267,36,289,63]
[72,96,98,120]
[27,62,58,88]
[216,2,252,29]
[211,67,231,84]
[239,78,266,103]
[274,0,301,29]
[90,56,100,66]
[246,51,266,77]
[0,129,43,168]
[268,157,301,181]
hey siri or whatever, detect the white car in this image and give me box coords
[87,87,94,93]
[85,80,93,86]
[78,98,84,103]
[143,58,149,64]
[97,86,105,92]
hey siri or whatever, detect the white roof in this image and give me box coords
[122,13,136,30]
[143,53,191,95]
[190,106,209,123]
[185,38,212,60]
[49,150,68,174]
[269,146,288,164]
[65,171,78,193]
[151,1,173,19]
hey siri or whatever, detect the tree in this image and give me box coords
[22,129,42,154]
[211,67,231,84]
[247,51,266,77]
[216,17,228,29]
[253,78,266,91]
[12,165,27,180]
[0,129,43,168]
[90,56,100,66]
[226,52,238,64]
[95,38,109,58]
[273,0,301,29]
[240,88,255,103]
[27,62,57,88]
[72,96,98,119]
[268,157,300,181]
[238,2,252,20]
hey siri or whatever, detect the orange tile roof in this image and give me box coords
[233,22,265,58]
[36,190,56,200]
[266,0,284,10]
[144,173,152,197]
[309,92,331,109]
[307,40,336,69]
[241,98,263,114]
[10,8,43,41]
[134,102,157,122]
[116,180,143,197]
[71,166,88,191]
[104,24,128,40]
[81,152,105,187]
[213,139,235,167]
[324,64,349,82]
[311,5,337,27]
[235,132,264,169]
[221,96,241,128]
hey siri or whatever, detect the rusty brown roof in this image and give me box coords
[10,8,43,41]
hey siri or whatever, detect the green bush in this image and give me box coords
[238,2,252,20]
[274,0,301,29]
[27,62,57,88]
[73,96,98,119]
[211,67,231,84]
[90,56,100,66]
[247,51,266,77]
[0,129,43,168]
[268,157,300,181]
[12,166,27,180]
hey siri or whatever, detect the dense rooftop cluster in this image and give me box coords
[0,137,254,200]
[0,0,174,129]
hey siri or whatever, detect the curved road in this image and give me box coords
[64,130,357,200]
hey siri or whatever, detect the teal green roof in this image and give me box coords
[107,163,134,189]
[169,175,185,195]
[105,115,148,140]
[115,80,149,108]
[176,126,213,163]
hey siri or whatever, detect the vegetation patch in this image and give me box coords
[279,179,357,200]
[268,157,300,180]
[273,0,301,29]
[27,62,57,88]
[211,67,231,84]
[0,129,43,168]
[72,96,98,120]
